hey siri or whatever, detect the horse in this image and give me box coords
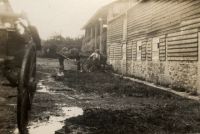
[57,48,108,72]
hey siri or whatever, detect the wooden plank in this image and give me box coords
[167,52,198,57]
[114,54,122,56]
[160,39,166,42]
[151,0,196,21]
[159,53,166,57]
[107,16,124,44]
[126,0,200,42]
[181,22,200,31]
[159,48,166,51]
[159,45,166,48]
[127,0,176,25]
[167,29,198,37]
[114,51,122,53]
[167,42,197,49]
[108,32,123,36]
[127,0,199,38]
[150,0,200,26]
[167,33,197,42]
[168,47,197,53]
[181,17,200,26]
[168,57,198,61]
[124,1,200,62]
[185,13,200,22]
[159,44,166,47]
[108,28,123,33]
[159,50,166,53]
[167,38,197,45]
[181,5,200,21]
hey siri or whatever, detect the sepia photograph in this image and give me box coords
[0,0,200,133]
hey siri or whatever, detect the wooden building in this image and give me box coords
[107,0,200,94]
[82,0,131,54]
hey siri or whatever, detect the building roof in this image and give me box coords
[82,1,116,29]
[82,0,139,29]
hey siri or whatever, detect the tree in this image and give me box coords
[41,34,83,58]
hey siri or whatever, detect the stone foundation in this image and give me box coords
[111,59,199,94]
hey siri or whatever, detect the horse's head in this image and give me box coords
[66,48,80,59]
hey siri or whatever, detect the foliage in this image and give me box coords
[41,34,83,58]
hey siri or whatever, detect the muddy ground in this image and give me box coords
[33,58,200,134]
[0,58,200,134]
[0,71,17,134]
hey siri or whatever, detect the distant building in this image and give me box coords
[82,0,133,54]
[107,0,200,94]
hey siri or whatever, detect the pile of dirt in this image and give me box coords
[63,104,200,134]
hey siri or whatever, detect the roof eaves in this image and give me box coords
[82,0,118,29]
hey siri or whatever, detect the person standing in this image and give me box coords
[56,47,68,77]
[88,49,101,71]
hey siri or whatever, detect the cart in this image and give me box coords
[0,2,41,133]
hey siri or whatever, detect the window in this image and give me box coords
[152,37,160,61]
[137,41,142,61]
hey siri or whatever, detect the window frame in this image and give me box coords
[136,41,142,61]
[152,37,160,61]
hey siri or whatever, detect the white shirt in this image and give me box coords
[90,52,100,61]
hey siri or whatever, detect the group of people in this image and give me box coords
[56,48,103,76]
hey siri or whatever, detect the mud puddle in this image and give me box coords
[13,73,83,134]
[37,76,55,94]
[37,81,51,93]
[13,107,83,134]
[28,107,83,134]
[28,75,83,134]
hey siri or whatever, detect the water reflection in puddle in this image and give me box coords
[37,81,50,93]
[29,107,83,134]
[14,77,83,134]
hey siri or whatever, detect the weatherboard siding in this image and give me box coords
[107,0,200,93]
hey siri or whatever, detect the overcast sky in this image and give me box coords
[9,0,115,39]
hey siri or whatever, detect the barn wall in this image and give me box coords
[107,15,124,72]
[108,0,200,93]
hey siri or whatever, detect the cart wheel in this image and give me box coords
[17,44,36,134]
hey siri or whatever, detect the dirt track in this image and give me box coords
[1,58,200,134]
[32,58,200,134]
